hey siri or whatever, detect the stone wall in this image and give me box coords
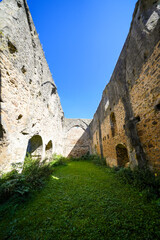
[0,0,64,172]
[89,0,160,170]
[130,42,160,170]
[0,0,159,173]
[63,118,91,157]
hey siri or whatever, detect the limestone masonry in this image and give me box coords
[0,0,160,172]
[90,0,160,170]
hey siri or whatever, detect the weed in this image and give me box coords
[113,166,160,201]
[0,154,66,203]
[49,153,68,166]
[72,153,106,166]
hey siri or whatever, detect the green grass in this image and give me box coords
[0,161,160,240]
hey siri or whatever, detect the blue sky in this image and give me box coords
[27,0,137,119]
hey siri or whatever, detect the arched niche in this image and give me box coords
[26,135,43,159]
[66,126,85,141]
[64,125,87,157]
[45,140,53,159]
[110,112,117,137]
[116,144,129,167]
[67,125,86,133]
[65,119,89,134]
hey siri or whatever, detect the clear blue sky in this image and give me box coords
[27,0,137,119]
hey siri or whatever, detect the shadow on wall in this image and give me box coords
[110,112,117,137]
[67,127,90,158]
[45,140,53,159]
[0,70,4,140]
[116,144,129,167]
[26,135,43,159]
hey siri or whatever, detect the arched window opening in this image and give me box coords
[45,140,53,159]
[110,112,117,137]
[116,144,129,167]
[26,135,43,159]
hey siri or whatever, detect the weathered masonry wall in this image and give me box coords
[90,0,160,170]
[130,43,160,170]
[0,0,64,172]
[63,118,91,157]
[0,0,159,173]
[0,0,92,173]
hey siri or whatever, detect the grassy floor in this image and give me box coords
[0,161,160,240]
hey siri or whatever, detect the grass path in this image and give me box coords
[0,161,160,240]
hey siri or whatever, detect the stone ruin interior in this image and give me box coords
[0,0,160,173]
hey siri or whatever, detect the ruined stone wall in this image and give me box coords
[0,0,64,172]
[130,42,160,170]
[63,118,91,157]
[0,0,159,172]
[90,0,160,170]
